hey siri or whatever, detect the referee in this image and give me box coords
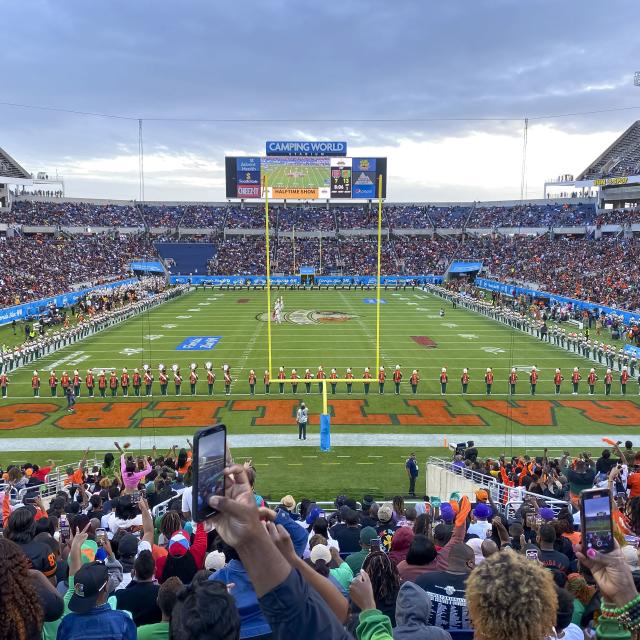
[297,402,308,440]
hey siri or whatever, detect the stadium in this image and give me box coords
[1,4,640,640]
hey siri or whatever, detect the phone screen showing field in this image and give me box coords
[196,429,225,521]
[583,495,613,552]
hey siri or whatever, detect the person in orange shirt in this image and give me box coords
[248,369,256,396]
[63,447,89,489]
[627,454,640,498]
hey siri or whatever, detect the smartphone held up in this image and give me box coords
[580,487,614,554]
[192,424,227,522]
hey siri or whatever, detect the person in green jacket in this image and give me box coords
[346,527,379,574]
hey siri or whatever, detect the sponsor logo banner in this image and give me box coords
[352,183,375,198]
[237,185,261,198]
[271,187,319,199]
[176,336,222,351]
[266,141,347,156]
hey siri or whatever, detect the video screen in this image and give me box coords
[583,494,613,552]
[196,428,226,521]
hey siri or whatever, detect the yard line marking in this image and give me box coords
[267,456,283,459]
[356,462,374,465]
[322,462,341,465]
[337,455,351,458]
[287,463,303,466]
[302,455,318,458]
[368,455,383,458]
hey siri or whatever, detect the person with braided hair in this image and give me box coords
[0,537,62,640]
[360,550,401,627]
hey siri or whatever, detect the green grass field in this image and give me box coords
[1,287,639,499]
[263,160,329,189]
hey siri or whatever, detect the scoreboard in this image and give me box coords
[225,155,387,200]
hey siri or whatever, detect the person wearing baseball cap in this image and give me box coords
[345,527,379,573]
[58,560,136,639]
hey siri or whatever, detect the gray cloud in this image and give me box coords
[1,0,639,198]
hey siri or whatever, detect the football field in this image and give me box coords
[263,160,329,189]
[1,288,638,499]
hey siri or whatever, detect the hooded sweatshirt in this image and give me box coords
[389,526,414,566]
[393,582,453,640]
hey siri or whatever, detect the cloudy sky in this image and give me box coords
[1,0,639,202]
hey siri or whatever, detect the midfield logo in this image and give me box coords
[256,310,357,325]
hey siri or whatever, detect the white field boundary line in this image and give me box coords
[1,432,636,452]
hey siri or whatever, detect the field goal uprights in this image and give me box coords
[261,174,386,417]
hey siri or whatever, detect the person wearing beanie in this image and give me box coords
[155,523,207,584]
[467,503,493,539]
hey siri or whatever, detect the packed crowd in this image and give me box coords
[5,201,143,227]
[1,438,639,640]
[11,199,640,231]
[0,232,157,308]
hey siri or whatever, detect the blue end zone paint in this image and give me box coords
[363,298,386,304]
[176,336,222,351]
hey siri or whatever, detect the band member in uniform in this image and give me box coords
[109,370,118,397]
[98,370,107,397]
[49,370,58,397]
[410,369,419,394]
[484,368,494,395]
[32,370,41,397]
[604,368,613,395]
[509,368,518,395]
[346,368,353,395]
[206,362,215,396]
[587,368,597,395]
[461,368,470,394]
[143,365,154,396]
[529,366,538,396]
[132,368,141,396]
[553,368,563,395]
[304,369,313,394]
[121,368,130,397]
[61,371,70,394]
[363,367,372,395]
[571,367,581,395]
[440,367,448,395]
[189,363,198,396]
[86,369,95,397]
[159,365,168,396]
[329,369,338,394]
[393,365,402,395]
[378,366,386,394]
[173,365,182,396]
[621,366,630,395]
[223,364,232,396]
[264,370,270,394]
[291,369,299,394]
[278,367,286,394]
[249,369,256,396]
[0,372,8,398]
[317,366,326,394]
[73,370,81,397]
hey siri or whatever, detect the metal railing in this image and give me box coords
[427,457,569,520]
